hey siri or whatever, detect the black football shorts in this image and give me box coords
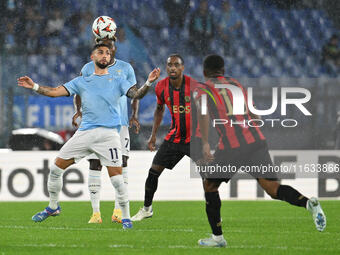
[200,141,278,183]
[152,137,202,169]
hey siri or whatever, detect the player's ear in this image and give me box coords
[203,69,208,77]
[90,53,94,60]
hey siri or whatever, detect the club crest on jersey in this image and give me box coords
[167,97,171,102]
[185,96,190,103]
[116,70,122,75]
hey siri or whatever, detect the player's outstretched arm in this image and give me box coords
[129,99,140,134]
[147,103,165,151]
[126,68,161,99]
[72,95,82,128]
[17,76,69,97]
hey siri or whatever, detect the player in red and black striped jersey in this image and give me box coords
[154,63,192,144]
[195,55,326,247]
[131,54,201,221]
[202,76,266,151]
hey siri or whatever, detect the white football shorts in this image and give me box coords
[58,127,122,167]
[119,125,130,157]
[87,125,130,161]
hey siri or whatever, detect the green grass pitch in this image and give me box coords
[0,201,339,255]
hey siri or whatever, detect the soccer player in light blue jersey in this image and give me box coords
[72,38,140,224]
[17,44,160,229]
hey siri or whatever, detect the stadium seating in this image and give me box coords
[32,0,339,80]
[7,0,339,125]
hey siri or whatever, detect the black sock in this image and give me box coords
[144,168,161,207]
[276,185,308,208]
[205,192,222,236]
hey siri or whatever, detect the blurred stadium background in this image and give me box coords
[0,0,339,150]
[1,2,339,253]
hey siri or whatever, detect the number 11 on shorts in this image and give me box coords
[109,148,118,161]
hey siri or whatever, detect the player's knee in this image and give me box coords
[203,179,220,193]
[258,179,279,199]
[150,164,165,174]
[149,167,162,177]
[107,167,122,177]
[145,168,161,191]
[89,159,102,171]
[122,156,128,168]
[54,158,63,169]
[55,157,74,169]
[263,184,279,199]
[266,190,278,199]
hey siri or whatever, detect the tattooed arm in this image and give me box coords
[126,68,161,99]
[126,84,150,99]
[17,76,69,97]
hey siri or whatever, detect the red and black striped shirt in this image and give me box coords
[155,75,195,144]
[194,76,266,150]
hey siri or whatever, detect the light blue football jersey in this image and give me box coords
[64,73,132,131]
[81,59,137,126]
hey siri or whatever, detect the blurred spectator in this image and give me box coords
[24,6,44,31]
[0,0,21,18]
[267,0,300,8]
[78,11,94,59]
[45,9,65,37]
[216,0,242,55]
[43,9,65,55]
[67,13,82,32]
[21,6,44,51]
[163,0,190,29]
[43,0,66,10]
[79,11,94,42]
[115,27,133,63]
[25,27,40,54]
[189,0,215,55]
[321,34,339,73]
[4,20,17,53]
[139,2,163,30]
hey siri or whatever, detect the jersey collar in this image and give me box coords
[108,58,117,67]
[170,75,185,91]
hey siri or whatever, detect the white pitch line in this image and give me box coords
[228,245,340,251]
[108,244,134,248]
[7,244,86,248]
[4,243,339,251]
[224,229,335,235]
[1,224,337,236]
[0,225,193,233]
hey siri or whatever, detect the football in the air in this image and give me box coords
[92,16,117,39]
